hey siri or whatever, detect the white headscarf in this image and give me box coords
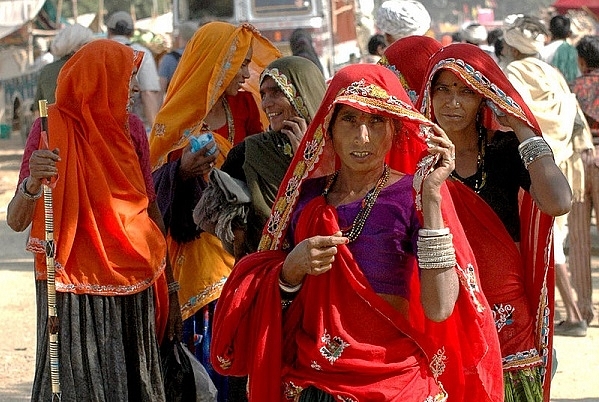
[51,24,94,59]
[503,15,547,55]
[375,0,431,39]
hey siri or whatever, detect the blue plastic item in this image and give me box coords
[190,132,217,155]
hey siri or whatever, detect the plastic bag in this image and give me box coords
[161,340,218,402]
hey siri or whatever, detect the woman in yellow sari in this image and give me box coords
[149,21,280,399]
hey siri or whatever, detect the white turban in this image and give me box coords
[503,16,547,55]
[375,0,431,39]
[51,24,94,59]
[461,22,488,45]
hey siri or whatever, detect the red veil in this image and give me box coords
[211,64,503,401]
[418,43,555,401]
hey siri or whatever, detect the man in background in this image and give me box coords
[541,14,580,82]
[32,23,94,118]
[374,0,431,45]
[502,15,594,337]
[158,21,198,94]
[106,11,161,133]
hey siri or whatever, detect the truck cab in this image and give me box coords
[173,0,362,77]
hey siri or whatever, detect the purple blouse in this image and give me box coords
[290,175,421,297]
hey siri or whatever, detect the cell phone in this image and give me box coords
[190,132,217,155]
[486,100,505,117]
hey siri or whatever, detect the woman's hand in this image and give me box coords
[28,148,61,192]
[281,231,348,285]
[424,125,455,194]
[179,142,218,180]
[281,116,308,153]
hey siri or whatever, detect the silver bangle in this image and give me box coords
[417,233,456,269]
[518,137,554,169]
[167,281,180,293]
[279,276,302,293]
[418,227,450,237]
[18,178,43,201]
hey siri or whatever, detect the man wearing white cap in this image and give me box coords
[374,0,431,45]
[502,15,594,339]
[106,10,161,133]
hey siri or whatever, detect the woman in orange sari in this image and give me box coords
[7,39,174,401]
[211,63,503,401]
[149,21,280,399]
[418,43,572,401]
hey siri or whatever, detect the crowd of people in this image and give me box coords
[7,2,599,401]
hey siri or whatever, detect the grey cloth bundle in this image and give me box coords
[193,168,250,254]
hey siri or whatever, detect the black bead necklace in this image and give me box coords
[450,124,487,193]
[322,164,390,242]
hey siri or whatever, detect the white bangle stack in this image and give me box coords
[417,228,456,270]
[518,137,554,169]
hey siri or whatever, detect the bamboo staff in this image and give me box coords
[39,100,62,401]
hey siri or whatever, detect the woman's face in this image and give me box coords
[224,46,253,96]
[331,104,394,173]
[260,76,298,132]
[127,69,140,112]
[431,70,483,135]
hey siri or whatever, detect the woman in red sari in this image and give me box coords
[418,43,572,401]
[211,63,503,401]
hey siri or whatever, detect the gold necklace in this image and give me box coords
[322,165,390,242]
[222,97,235,144]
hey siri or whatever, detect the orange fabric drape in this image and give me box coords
[28,39,166,296]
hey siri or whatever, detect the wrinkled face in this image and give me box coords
[224,46,253,96]
[260,76,298,132]
[431,70,483,136]
[331,104,394,172]
[127,69,140,112]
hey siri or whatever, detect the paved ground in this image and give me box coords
[0,133,598,401]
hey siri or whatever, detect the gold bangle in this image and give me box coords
[18,178,43,201]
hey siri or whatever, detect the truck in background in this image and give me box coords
[172,0,362,77]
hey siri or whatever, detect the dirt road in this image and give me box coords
[0,134,598,401]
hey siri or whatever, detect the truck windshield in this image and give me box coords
[177,0,234,21]
[253,0,312,16]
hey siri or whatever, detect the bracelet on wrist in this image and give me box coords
[518,136,554,169]
[278,276,302,293]
[167,281,180,294]
[418,227,450,237]
[18,177,43,201]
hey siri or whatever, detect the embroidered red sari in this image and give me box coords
[212,64,503,401]
[419,43,555,401]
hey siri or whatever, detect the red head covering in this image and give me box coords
[418,42,555,401]
[259,63,434,250]
[29,39,166,296]
[418,42,542,134]
[378,35,442,104]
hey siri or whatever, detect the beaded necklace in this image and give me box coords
[222,97,235,144]
[202,98,235,143]
[450,124,487,193]
[322,164,390,242]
